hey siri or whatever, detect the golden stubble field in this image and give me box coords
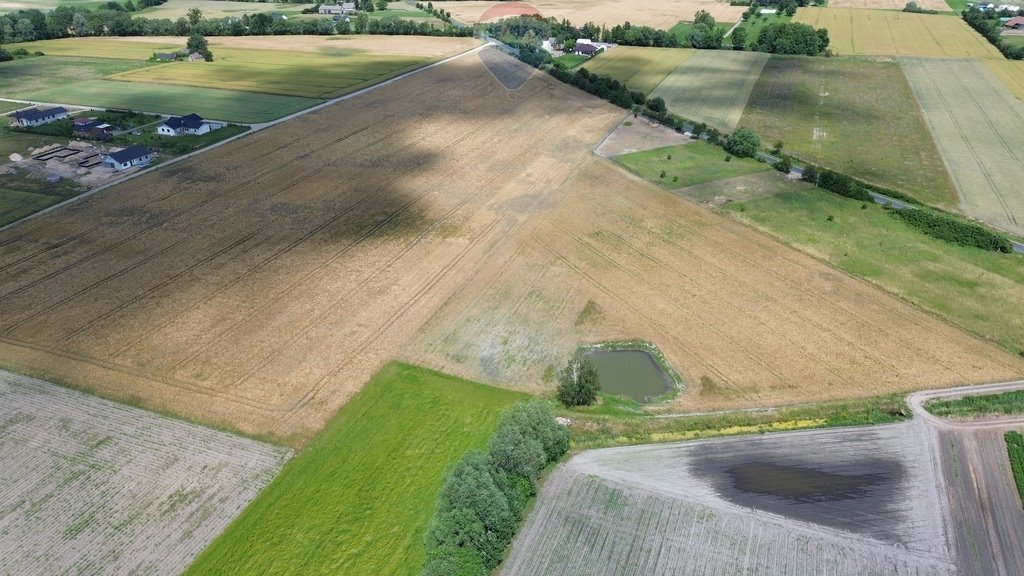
[431,0,745,28]
[0,54,1020,445]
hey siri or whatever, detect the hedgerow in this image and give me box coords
[890,208,1012,253]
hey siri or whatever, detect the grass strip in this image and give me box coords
[1005,431,1024,508]
[926,391,1024,418]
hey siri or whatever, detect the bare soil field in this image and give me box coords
[0,53,1020,446]
[939,428,1024,575]
[901,57,1024,237]
[648,50,769,131]
[403,155,1023,413]
[0,55,622,445]
[795,8,1003,58]
[594,116,692,158]
[431,0,746,28]
[827,0,949,10]
[502,422,954,575]
[0,370,289,576]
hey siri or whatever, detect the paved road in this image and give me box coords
[908,380,1024,576]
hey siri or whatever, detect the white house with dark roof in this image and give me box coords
[156,113,224,137]
[102,146,153,171]
[8,107,68,128]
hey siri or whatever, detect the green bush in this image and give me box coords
[1005,431,1024,507]
[890,208,1012,253]
[817,169,873,202]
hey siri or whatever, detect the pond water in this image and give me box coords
[583,349,672,403]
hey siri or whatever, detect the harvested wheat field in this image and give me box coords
[0,53,1020,446]
[431,0,745,29]
[0,54,621,446]
[403,155,1024,413]
[827,0,949,10]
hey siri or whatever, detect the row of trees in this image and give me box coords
[962,6,1024,60]
[422,400,569,576]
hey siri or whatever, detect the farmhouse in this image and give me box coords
[8,106,68,127]
[72,118,114,140]
[156,113,223,136]
[318,2,355,14]
[1006,15,1024,27]
[102,145,152,171]
[573,43,598,56]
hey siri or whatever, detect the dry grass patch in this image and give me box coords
[795,8,1003,57]
[431,0,745,28]
[828,0,949,10]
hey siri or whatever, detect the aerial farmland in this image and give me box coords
[2,0,1024,574]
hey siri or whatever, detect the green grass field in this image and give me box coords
[0,56,151,96]
[0,100,27,114]
[581,46,693,95]
[730,13,793,49]
[183,362,526,576]
[555,53,589,68]
[740,56,957,206]
[649,50,768,131]
[6,38,185,60]
[110,47,434,98]
[669,21,730,45]
[723,179,1024,353]
[926,390,1024,417]
[0,188,64,229]
[616,142,772,188]
[137,0,313,19]
[0,0,106,14]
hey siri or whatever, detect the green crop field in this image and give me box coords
[111,47,434,98]
[926,390,1024,417]
[795,8,1002,58]
[0,56,151,96]
[648,50,768,131]
[0,188,63,229]
[616,142,772,188]
[6,37,185,60]
[902,57,1024,237]
[183,362,526,576]
[723,177,1024,353]
[740,55,956,206]
[581,46,693,95]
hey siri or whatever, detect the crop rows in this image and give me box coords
[0,371,289,576]
[901,57,1024,237]
[649,50,768,131]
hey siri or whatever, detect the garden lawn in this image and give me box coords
[724,181,1024,353]
[616,141,772,188]
[183,362,527,576]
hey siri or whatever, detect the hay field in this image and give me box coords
[431,0,746,28]
[740,56,956,205]
[504,423,954,575]
[0,370,289,576]
[402,154,1023,414]
[901,57,1024,237]
[795,8,1003,57]
[581,47,693,95]
[648,50,768,131]
[827,0,949,10]
[0,54,622,445]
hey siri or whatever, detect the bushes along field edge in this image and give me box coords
[1005,431,1024,508]
[421,399,569,575]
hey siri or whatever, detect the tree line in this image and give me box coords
[962,6,1024,60]
[421,400,569,576]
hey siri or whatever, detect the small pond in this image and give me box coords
[583,348,672,403]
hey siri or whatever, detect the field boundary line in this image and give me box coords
[0,40,488,236]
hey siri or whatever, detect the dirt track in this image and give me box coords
[0,53,1020,445]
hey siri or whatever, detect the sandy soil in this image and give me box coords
[503,423,955,575]
[432,0,746,28]
[594,116,692,158]
[0,370,289,576]
[115,34,481,56]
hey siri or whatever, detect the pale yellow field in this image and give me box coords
[795,8,1003,58]
[138,0,314,19]
[984,59,1024,102]
[432,0,745,28]
[828,0,949,10]
[581,47,694,95]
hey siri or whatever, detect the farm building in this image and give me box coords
[72,118,114,140]
[156,113,223,136]
[8,107,68,127]
[102,146,152,171]
[1005,15,1024,27]
[188,52,204,62]
[318,2,355,14]
[154,52,179,61]
[573,43,598,56]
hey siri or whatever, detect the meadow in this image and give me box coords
[0,371,289,576]
[926,390,1024,417]
[740,55,957,205]
[615,141,772,188]
[0,0,105,13]
[6,37,185,59]
[0,100,26,114]
[0,189,61,229]
[581,46,693,95]
[795,8,1002,57]
[137,0,313,19]
[728,13,792,49]
[183,362,524,576]
[723,176,1024,353]
[648,50,768,130]
[0,55,150,96]
[901,57,1024,237]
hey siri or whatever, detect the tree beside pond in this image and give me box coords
[557,356,600,406]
